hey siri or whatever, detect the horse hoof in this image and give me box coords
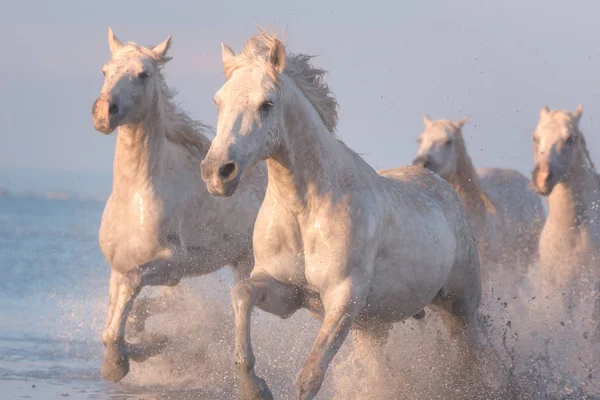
[239,375,273,400]
[101,348,129,382]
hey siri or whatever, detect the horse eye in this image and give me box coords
[566,136,574,145]
[138,71,149,80]
[101,70,106,76]
[259,101,273,113]
[444,140,452,147]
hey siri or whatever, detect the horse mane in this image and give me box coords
[223,27,339,134]
[156,69,214,156]
[448,123,497,214]
[574,126,600,191]
[575,126,597,171]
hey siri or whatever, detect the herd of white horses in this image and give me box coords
[90,27,600,399]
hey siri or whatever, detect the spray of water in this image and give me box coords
[56,257,599,399]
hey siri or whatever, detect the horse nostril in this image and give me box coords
[108,103,119,116]
[218,162,237,181]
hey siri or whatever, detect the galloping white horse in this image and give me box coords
[530,105,600,338]
[201,28,482,400]
[91,28,266,382]
[413,116,546,277]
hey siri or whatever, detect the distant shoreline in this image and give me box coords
[0,188,105,203]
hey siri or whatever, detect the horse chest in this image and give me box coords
[99,194,167,270]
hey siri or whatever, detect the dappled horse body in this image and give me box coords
[530,105,600,339]
[413,116,546,280]
[201,28,482,400]
[91,29,266,382]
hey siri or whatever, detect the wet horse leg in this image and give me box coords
[101,269,142,382]
[231,272,302,400]
[296,279,366,400]
[102,253,181,382]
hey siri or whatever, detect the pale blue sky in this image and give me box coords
[1,0,599,197]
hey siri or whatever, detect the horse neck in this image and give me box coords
[547,162,600,230]
[266,79,371,210]
[446,137,494,215]
[112,104,166,194]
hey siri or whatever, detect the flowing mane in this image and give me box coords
[574,126,597,171]
[223,28,339,133]
[160,82,214,157]
[442,121,497,214]
[575,127,600,191]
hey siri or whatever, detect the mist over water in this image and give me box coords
[1,196,599,399]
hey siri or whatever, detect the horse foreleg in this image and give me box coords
[231,272,301,400]
[102,250,181,382]
[101,269,142,382]
[296,280,364,400]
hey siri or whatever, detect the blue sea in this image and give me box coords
[0,196,120,398]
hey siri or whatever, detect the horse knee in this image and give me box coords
[231,279,256,307]
[102,329,119,348]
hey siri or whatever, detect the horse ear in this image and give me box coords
[268,39,286,72]
[221,43,235,65]
[572,104,583,123]
[423,114,432,128]
[540,105,549,117]
[152,36,172,61]
[108,27,123,55]
[456,116,468,129]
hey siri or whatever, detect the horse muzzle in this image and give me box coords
[201,159,241,197]
[412,156,433,171]
[92,97,121,134]
[531,164,555,196]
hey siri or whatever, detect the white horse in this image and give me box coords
[530,105,600,338]
[91,28,266,382]
[413,116,546,277]
[201,28,482,400]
